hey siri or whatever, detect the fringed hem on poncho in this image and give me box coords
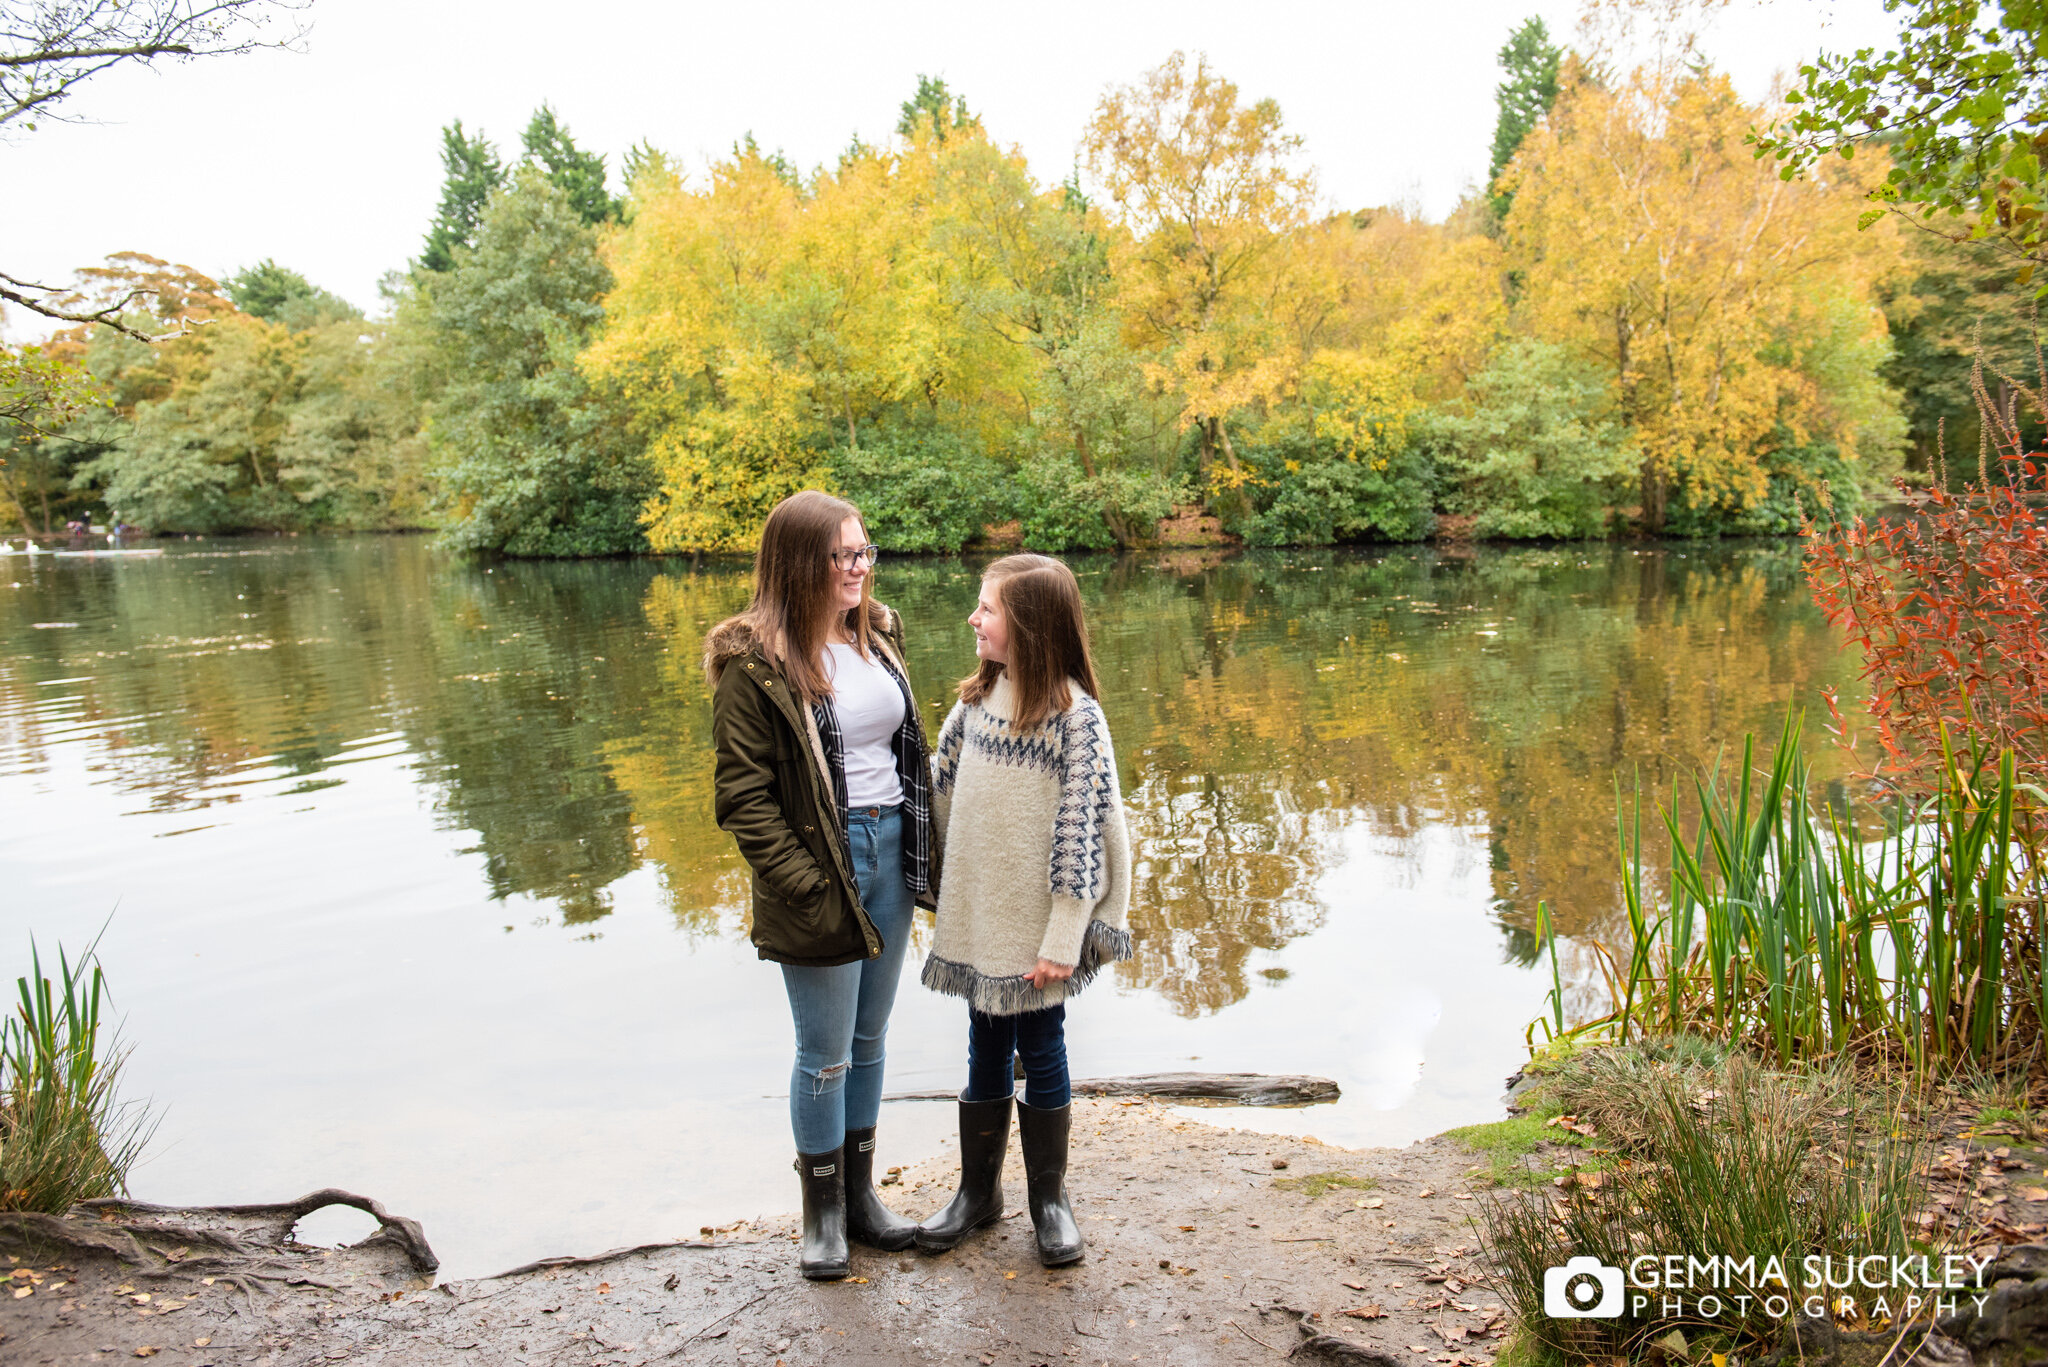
[920,919,1134,1016]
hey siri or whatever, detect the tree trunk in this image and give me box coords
[1074,427,1097,478]
[845,401,858,452]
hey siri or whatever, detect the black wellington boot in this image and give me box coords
[795,1148,851,1280]
[844,1127,918,1252]
[1016,1100,1083,1266]
[913,1096,1012,1252]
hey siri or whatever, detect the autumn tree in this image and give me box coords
[1083,51,1317,521]
[1504,58,1907,530]
[224,259,358,330]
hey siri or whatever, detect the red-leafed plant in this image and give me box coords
[1805,350,2048,795]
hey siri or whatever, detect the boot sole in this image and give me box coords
[800,1260,852,1280]
[1037,1244,1085,1267]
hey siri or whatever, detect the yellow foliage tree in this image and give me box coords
[1083,51,1318,512]
[1503,60,1907,529]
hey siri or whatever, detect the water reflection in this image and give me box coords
[1,537,1864,1011]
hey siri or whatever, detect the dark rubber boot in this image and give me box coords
[795,1148,850,1280]
[914,1096,1011,1252]
[844,1127,917,1252]
[1017,1100,1083,1266]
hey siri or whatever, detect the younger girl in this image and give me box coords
[915,554,1132,1267]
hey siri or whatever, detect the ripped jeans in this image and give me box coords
[779,806,916,1155]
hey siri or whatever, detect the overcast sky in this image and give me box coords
[2,0,1901,340]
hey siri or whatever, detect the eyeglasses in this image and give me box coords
[829,544,880,571]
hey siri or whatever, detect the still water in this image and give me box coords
[0,536,1862,1277]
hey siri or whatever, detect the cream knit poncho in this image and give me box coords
[920,674,1134,1016]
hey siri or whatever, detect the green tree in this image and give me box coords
[424,167,652,556]
[522,104,618,225]
[1488,17,1562,221]
[421,121,507,274]
[224,260,360,332]
[1760,0,2048,286]
[897,75,978,141]
[1426,338,1636,540]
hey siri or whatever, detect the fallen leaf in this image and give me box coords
[1364,1197,1385,1209]
[1343,1304,1386,1320]
[1418,1187,1436,1199]
[1179,1225,1195,1232]
[898,1297,911,1305]
[130,1293,150,1304]
[1342,1280,1369,1291]
[193,1341,211,1350]
[11,1286,28,1299]
[596,1282,611,1294]
[2020,1187,2048,1201]
[134,1351,158,1359]
[1446,1280,1467,1294]
[849,1276,869,1284]
[1004,1271,1017,1280]
[1434,1324,1469,1344]
[1453,1193,1474,1201]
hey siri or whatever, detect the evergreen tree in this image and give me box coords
[896,75,976,141]
[1488,18,1561,221]
[522,104,617,225]
[425,167,651,556]
[420,121,507,273]
[224,259,360,331]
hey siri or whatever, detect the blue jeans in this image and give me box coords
[962,1003,1069,1110]
[779,806,915,1155]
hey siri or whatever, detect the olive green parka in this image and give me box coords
[706,600,940,967]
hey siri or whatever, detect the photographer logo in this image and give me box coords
[1544,1257,1625,1318]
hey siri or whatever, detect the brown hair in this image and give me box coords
[959,554,1101,730]
[738,489,872,704]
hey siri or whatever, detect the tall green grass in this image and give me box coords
[1480,1051,1923,1363]
[1537,713,2048,1080]
[0,940,154,1213]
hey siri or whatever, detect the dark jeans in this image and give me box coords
[962,1002,1069,1109]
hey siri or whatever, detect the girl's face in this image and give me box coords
[969,578,1009,665]
[831,516,869,615]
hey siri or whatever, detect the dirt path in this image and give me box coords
[0,1099,1516,1367]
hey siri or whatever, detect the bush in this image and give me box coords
[1425,339,1634,541]
[1238,349,1434,545]
[1662,429,1863,538]
[0,942,153,1213]
[831,427,1010,552]
[1015,453,1118,551]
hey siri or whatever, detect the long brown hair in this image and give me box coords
[737,489,872,704]
[959,554,1101,730]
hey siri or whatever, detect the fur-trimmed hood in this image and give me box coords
[703,601,903,685]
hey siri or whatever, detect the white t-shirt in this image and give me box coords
[826,642,907,809]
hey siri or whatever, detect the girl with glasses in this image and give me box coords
[704,491,937,1280]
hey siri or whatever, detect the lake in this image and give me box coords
[0,535,1864,1278]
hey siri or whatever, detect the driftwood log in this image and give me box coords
[884,1071,1339,1107]
[0,1187,438,1286]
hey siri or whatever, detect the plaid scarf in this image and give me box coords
[810,651,933,899]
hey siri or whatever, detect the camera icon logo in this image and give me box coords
[1544,1256,1625,1318]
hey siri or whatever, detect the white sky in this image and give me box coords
[2,0,1901,339]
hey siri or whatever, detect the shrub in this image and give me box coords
[831,427,1010,553]
[1804,352,2048,791]
[0,941,154,1213]
[1425,339,1634,541]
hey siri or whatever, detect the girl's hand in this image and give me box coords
[1026,958,1074,990]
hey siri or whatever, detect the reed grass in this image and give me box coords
[1536,713,2048,1082]
[0,939,154,1213]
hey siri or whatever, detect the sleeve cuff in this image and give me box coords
[1039,894,1095,968]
